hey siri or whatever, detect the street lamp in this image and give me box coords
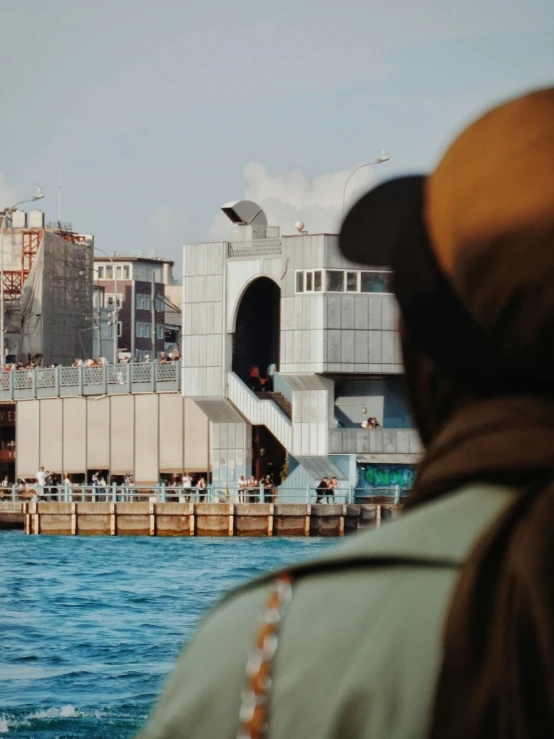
[93,247,119,364]
[0,193,45,367]
[341,152,390,220]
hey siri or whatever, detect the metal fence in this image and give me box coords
[0,361,181,400]
[0,483,411,504]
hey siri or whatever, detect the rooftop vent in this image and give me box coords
[221,200,267,226]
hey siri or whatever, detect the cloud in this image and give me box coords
[147,204,188,261]
[209,162,376,240]
[0,174,20,211]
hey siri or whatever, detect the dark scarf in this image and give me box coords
[409,395,554,738]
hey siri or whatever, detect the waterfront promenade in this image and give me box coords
[0,499,401,537]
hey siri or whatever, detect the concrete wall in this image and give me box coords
[335,376,413,428]
[182,232,403,386]
[283,374,334,457]
[15,395,209,483]
[182,242,226,397]
[280,234,326,373]
[193,398,252,483]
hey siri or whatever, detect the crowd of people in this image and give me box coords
[0,469,343,503]
[1,349,182,372]
[71,349,181,368]
[237,474,276,501]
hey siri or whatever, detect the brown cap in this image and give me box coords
[426,88,554,278]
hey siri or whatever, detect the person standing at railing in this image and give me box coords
[197,476,207,501]
[0,474,9,498]
[246,475,258,503]
[249,365,261,392]
[182,473,192,502]
[315,476,328,503]
[98,473,107,501]
[237,475,246,503]
[35,466,48,498]
[326,476,338,503]
[266,362,277,392]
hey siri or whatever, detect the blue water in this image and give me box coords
[0,532,336,737]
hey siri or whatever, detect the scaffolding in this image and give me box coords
[17,231,93,365]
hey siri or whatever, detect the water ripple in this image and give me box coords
[0,531,335,736]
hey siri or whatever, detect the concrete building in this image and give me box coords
[1,200,421,495]
[181,200,422,496]
[94,255,179,361]
[0,211,93,365]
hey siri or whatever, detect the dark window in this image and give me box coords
[360,271,393,293]
[295,272,304,292]
[326,270,344,292]
[305,272,313,291]
[346,272,358,291]
[314,270,322,291]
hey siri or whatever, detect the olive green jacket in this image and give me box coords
[138,484,513,739]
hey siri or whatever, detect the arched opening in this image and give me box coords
[232,277,280,387]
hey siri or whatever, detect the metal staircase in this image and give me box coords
[227,373,292,449]
[255,391,292,420]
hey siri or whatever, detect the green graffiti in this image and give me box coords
[364,465,415,489]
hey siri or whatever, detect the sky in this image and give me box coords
[1,0,553,275]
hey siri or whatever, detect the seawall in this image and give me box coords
[0,501,402,537]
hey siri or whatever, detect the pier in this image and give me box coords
[0,501,402,537]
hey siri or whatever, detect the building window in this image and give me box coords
[155,296,164,312]
[105,265,113,279]
[123,265,130,280]
[136,294,151,311]
[326,270,344,292]
[136,322,152,338]
[156,324,164,340]
[346,271,358,292]
[360,271,393,293]
[116,265,122,279]
[97,266,104,279]
[295,269,393,294]
[117,321,123,338]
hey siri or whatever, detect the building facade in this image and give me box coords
[94,256,179,361]
[0,210,93,365]
[180,200,422,495]
[3,201,421,494]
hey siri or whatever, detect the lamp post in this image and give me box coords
[93,247,118,364]
[79,266,103,359]
[0,194,45,367]
[341,152,390,220]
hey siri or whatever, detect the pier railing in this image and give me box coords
[0,361,181,401]
[0,483,410,505]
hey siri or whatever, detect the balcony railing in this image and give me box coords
[329,427,423,456]
[0,361,181,400]
[228,239,282,258]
